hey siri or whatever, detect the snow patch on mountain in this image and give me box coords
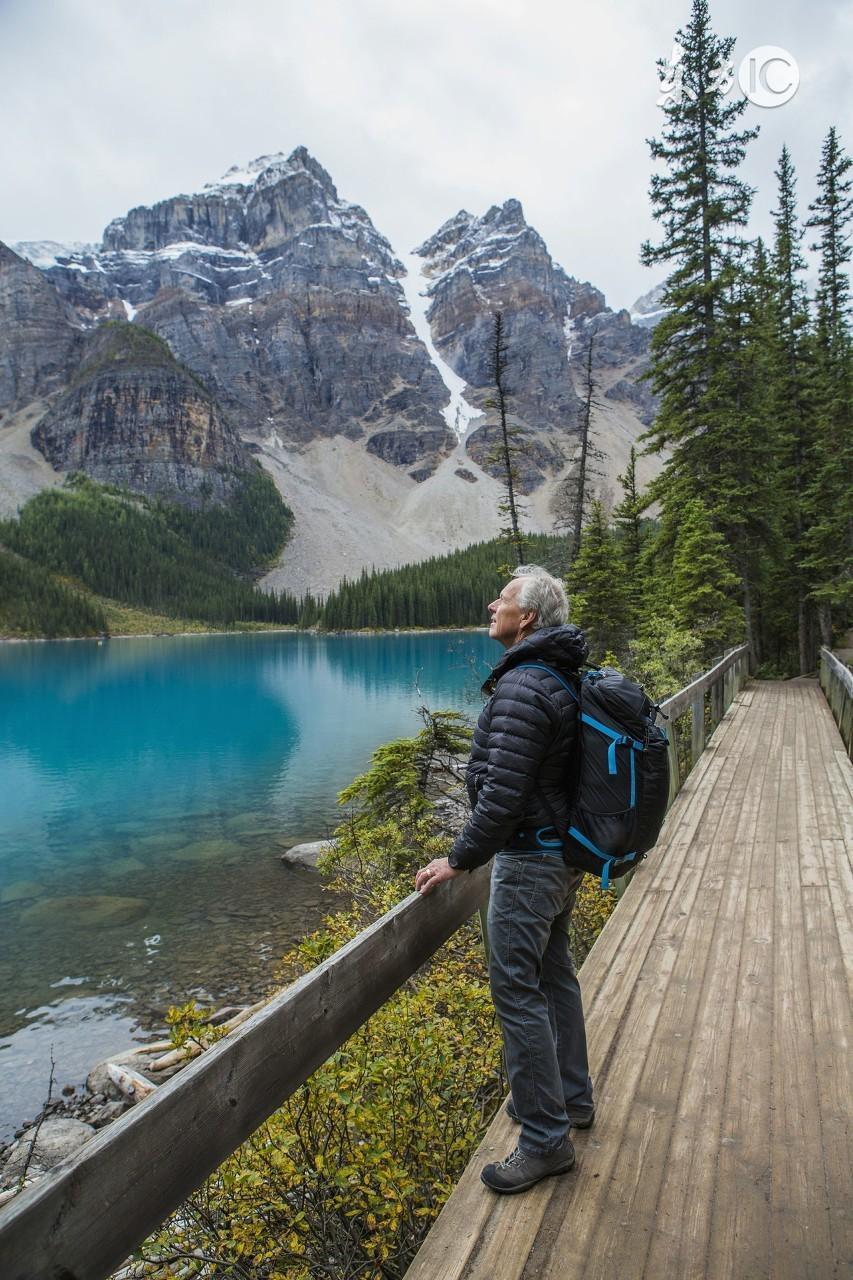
[12,241,99,270]
[629,281,668,328]
[398,250,483,440]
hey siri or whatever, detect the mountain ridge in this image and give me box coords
[3,146,665,595]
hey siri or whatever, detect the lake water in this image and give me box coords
[0,630,496,1141]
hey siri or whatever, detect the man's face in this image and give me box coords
[488,578,535,649]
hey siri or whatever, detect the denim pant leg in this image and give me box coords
[541,882,594,1116]
[488,852,592,1155]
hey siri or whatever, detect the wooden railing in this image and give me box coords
[0,645,751,1279]
[820,646,853,757]
[656,644,751,806]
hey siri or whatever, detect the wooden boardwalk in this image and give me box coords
[406,680,853,1280]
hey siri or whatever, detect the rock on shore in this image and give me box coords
[279,839,334,868]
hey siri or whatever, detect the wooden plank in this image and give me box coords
[0,865,491,1280]
[704,816,776,1278]
[801,882,853,1272]
[794,689,827,888]
[711,673,724,727]
[459,1161,559,1280]
[531,692,771,1278]
[672,682,781,1277]
[666,717,681,804]
[769,687,835,1278]
[585,683,776,1279]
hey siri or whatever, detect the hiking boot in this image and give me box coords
[505,1099,596,1130]
[481,1137,576,1194]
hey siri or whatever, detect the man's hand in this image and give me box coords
[415,856,462,896]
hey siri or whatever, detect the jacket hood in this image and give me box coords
[483,624,589,692]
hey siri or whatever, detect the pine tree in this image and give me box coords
[670,496,743,658]
[568,501,632,659]
[703,239,783,659]
[612,446,649,624]
[639,1,769,656]
[802,127,853,644]
[640,0,759,483]
[765,144,816,671]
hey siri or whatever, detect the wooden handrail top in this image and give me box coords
[821,646,853,695]
[656,644,749,721]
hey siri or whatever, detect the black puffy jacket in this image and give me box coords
[448,624,589,871]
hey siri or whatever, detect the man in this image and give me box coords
[415,565,593,1194]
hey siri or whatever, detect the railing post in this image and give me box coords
[690,693,705,768]
[666,717,680,808]
[711,668,723,726]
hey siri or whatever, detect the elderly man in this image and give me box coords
[415,564,593,1194]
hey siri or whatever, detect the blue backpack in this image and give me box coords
[516,663,671,889]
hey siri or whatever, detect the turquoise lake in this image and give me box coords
[0,630,496,1141]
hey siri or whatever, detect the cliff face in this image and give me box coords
[0,243,83,414]
[413,199,657,491]
[32,324,253,507]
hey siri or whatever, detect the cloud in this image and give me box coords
[1,0,849,310]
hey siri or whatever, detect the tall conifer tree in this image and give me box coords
[612,446,648,625]
[767,144,815,670]
[568,501,632,658]
[803,127,853,643]
[639,1,765,651]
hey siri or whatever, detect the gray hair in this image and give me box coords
[512,564,569,629]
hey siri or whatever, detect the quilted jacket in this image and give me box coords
[448,624,589,871]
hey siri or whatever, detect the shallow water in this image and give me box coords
[0,630,494,1140]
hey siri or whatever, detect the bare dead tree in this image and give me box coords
[564,326,606,562]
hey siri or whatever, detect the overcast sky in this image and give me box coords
[2,0,850,312]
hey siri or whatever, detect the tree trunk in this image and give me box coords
[798,593,810,675]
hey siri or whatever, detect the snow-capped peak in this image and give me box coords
[201,147,337,199]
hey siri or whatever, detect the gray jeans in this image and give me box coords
[488,851,594,1155]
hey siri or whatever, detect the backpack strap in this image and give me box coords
[514,662,580,703]
[513,662,584,809]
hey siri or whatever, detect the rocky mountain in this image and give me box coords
[4,147,663,595]
[0,242,82,410]
[33,323,252,506]
[411,199,656,490]
[11,149,454,477]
